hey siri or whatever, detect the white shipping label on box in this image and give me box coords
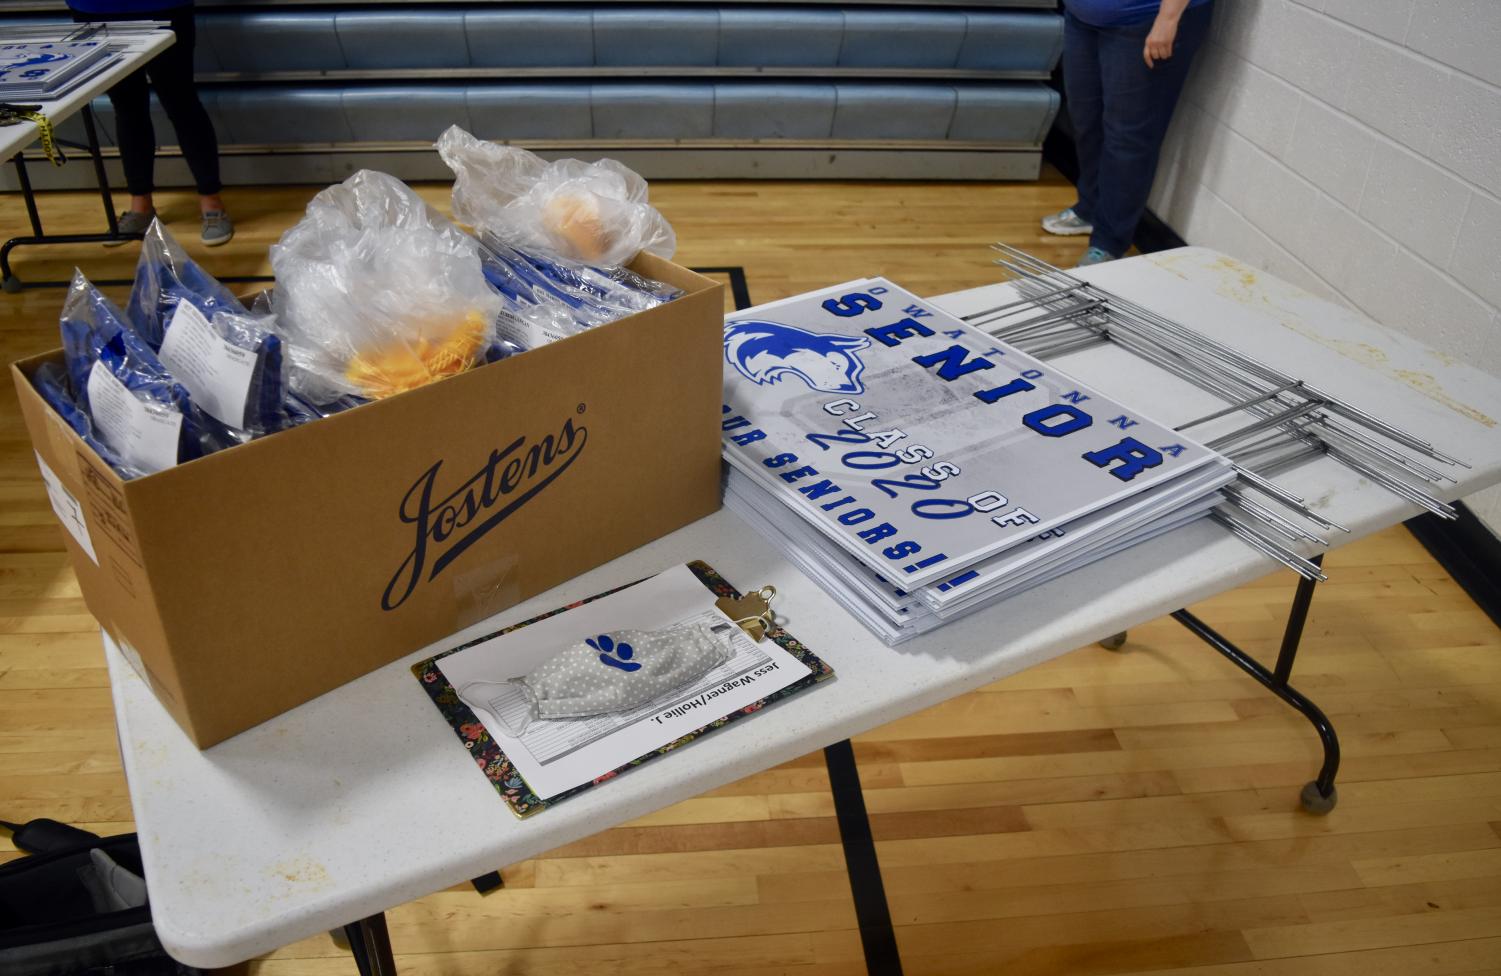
[86,360,183,475]
[33,450,98,564]
[157,302,256,429]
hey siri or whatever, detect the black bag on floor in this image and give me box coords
[0,818,202,976]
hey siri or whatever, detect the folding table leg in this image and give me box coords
[470,870,505,893]
[342,912,398,976]
[1171,554,1340,814]
[824,739,904,975]
[1,105,145,292]
[78,106,122,238]
[1,153,40,292]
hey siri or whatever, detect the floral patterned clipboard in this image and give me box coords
[412,560,836,818]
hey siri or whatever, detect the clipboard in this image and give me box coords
[412,560,836,818]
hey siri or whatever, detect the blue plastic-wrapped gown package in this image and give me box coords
[515,246,683,309]
[126,219,246,348]
[36,176,685,479]
[31,361,140,478]
[477,235,683,354]
[58,271,241,476]
[127,220,291,436]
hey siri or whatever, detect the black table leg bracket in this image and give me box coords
[1170,553,1339,814]
[343,912,398,976]
[3,106,141,293]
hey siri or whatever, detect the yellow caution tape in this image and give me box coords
[0,105,66,166]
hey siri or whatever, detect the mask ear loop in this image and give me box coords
[455,678,535,736]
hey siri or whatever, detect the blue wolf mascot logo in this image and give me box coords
[0,52,66,81]
[724,319,871,395]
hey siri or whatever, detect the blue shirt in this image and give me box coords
[1065,0,1211,27]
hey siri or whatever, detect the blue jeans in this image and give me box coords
[1063,3,1213,256]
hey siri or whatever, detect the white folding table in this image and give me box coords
[98,247,1501,972]
[2,28,174,291]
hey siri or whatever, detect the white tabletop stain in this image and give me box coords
[1149,253,1494,428]
[270,857,333,892]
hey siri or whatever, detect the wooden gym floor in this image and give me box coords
[3,171,1500,975]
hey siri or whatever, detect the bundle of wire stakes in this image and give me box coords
[973,243,1467,582]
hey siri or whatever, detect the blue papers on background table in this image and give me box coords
[0,41,118,100]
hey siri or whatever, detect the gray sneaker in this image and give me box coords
[1076,246,1118,267]
[1041,207,1094,236]
[104,209,155,246]
[201,210,234,247]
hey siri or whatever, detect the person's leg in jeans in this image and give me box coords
[143,9,224,216]
[1086,2,1213,257]
[1061,11,1105,229]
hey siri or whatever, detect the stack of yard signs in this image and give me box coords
[720,277,1235,644]
[0,40,116,100]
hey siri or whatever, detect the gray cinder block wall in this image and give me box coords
[1147,0,1501,532]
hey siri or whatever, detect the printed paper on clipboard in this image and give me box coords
[412,561,834,818]
[720,276,1225,589]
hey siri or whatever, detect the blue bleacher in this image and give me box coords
[201,13,344,74]
[717,10,845,68]
[592,9,721,67]
[713,83,838,140]
[839,11,968,69]
[467,83,594,140]
[335,12,470,71]
[9,3,1064,179]
[591,84,717,139]
[464,9,597,68]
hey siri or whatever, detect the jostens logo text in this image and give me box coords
[382,414,588,610]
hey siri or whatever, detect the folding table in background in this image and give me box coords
[1,26,173,292]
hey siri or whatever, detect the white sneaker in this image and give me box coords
[1042,208,1094,236]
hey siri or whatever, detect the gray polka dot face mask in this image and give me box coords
[512,623,732,725]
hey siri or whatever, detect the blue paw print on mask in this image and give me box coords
[588,634,641,672]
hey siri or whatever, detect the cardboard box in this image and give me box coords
[12,255,725,747]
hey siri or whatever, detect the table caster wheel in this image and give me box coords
[2,275,21,293]
[1098,632,1127,651]
[1300,780,1337,815]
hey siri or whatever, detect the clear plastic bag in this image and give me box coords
[126,219,288,436]
[125,218,245,348]
[57,271,240,477]
[506,241,683,313]
[476,236,684,351]
[32,362,140,479]
[437,125,676,266]
[269,169,503,403]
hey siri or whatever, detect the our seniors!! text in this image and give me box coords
[723,288,1189,579]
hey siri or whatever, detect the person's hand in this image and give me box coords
[1144,15,1179,68]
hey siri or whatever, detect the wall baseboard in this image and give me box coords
[1132,207,1187,254]
[3,145,1046,190]
[1406,501,1501,630]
